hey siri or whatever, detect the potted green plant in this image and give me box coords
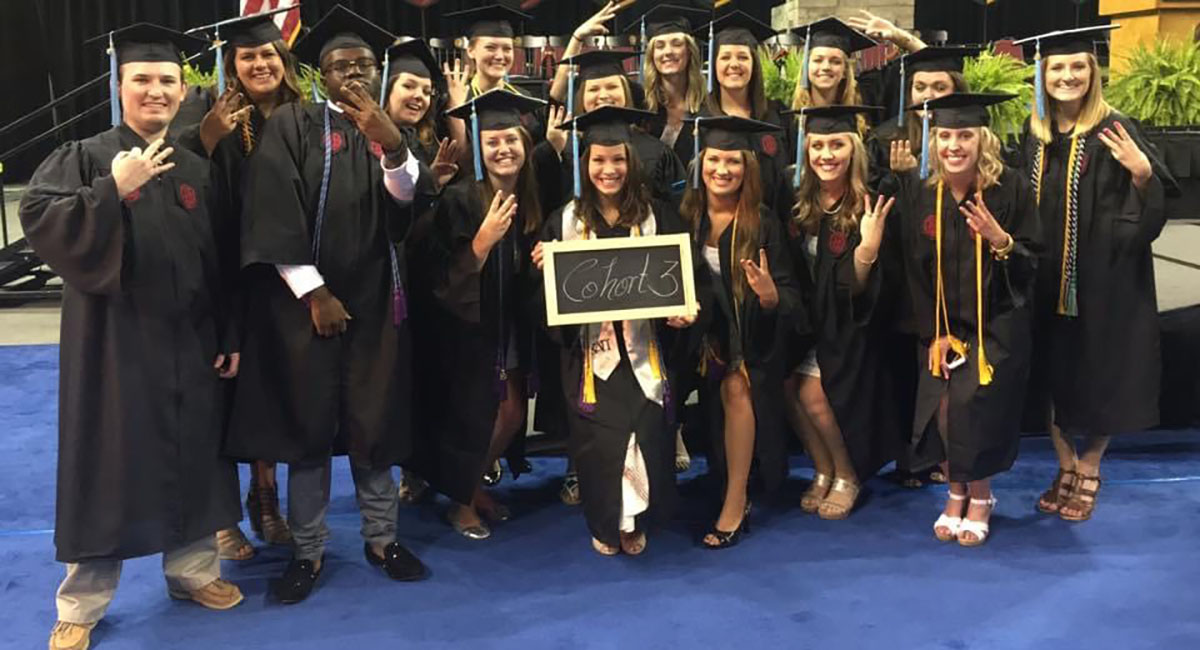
[962,49,1033,145]
[1107,39,1200,219]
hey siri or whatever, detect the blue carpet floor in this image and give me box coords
[2,344,1200,649]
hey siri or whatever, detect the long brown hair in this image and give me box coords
[792,133,870,235]
[222,40,304,108]
[792,58,868,136]
[473,127,543,236]
[680,149,764,302]
[706,44,768,121]
[575,142,652,232]
[385,73,439,150]
[902,71,970,153]
[642,33,707,114]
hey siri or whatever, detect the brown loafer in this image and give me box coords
[49,621,94,650]
[168,578,245,611]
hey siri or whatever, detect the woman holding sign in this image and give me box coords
[679,116,800,549]
[785,105,901,520]
[534,106,694,556]
[885,94,1040,546]
[419,90,549,540]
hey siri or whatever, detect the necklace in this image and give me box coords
[820,192,846,215]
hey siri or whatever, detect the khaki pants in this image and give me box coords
[55,535,219,624]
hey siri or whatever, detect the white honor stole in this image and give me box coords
[560,202,666,407]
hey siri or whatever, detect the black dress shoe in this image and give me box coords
[364,542,427,581]
[273,557,321,604]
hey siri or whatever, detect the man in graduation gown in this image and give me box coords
[225,5,428,604]
[19,24,245,650]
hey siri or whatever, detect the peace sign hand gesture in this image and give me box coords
[741,248,779,310]
[337,82,405,152]
[959,191,1010,251]
[474,190,518,260]
[857,193,896,259]
[575,1,622,41]
[1097,120,1153,188]
[111,139,175,198]
[199,88,252,156]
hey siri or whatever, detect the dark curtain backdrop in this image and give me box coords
[1,0,1104,180]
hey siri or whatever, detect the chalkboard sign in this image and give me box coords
[543,233,698,326]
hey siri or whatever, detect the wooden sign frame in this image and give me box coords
[543,233,698,327]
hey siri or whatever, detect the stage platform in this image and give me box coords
[1,345,1199,649]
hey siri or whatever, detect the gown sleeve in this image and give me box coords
[1111,115,1174,252]
[18,142,127,295]
[747,213,800,360]
[240,104,314,268]
[989,171,1041,315]
[431,182,487,323]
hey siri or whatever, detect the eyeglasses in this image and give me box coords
[323,58,379,75]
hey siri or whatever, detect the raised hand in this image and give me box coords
[432,137,460,188]
[846,10,898,42]
[574,1,622,42]
[475,190,518,256]
[199,88,252,155]
[741,248,779,310]
[960,191,1010,250]
[1097,120,1152,187]
[111,139,175,198]
[443,58,470,108]
[337,83,405,152]
[889,139,918,172]
[857,193,896,260]
[545,105,571,156]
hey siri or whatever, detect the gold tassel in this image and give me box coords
[931,181,946,378]
[975,232,993,386]
[648,333,663,380]
[582,335,597,409]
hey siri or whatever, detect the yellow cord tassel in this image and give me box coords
[930,180,993,385]
[975,232,993,386]
[582,336,597,409]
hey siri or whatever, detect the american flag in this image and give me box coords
[240,0,301,44]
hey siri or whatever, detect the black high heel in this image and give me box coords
[702,502,752,549]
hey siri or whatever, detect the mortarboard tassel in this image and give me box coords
[919,101,931,180]
[793,113,805,187]
[707,21,715,94]
[638,18,647,80]
[1033,40,1046,122]
[897,56,906,127]
[108,32,121,127]
[692,118,701,188]
[379,51,390,106]
[215,26,225,93]
[974,233,993,386]
[800,26,811,91]
[572,123,581,199]
[471,100,484,182]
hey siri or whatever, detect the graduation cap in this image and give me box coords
[694,11,778,95]
[291,5,396,69]
[89,23,209,127]
[1013,25,1118,121]
[443,4,531,40]
[203,13,285,94]
[904,93,1016,179]
[561,49,637,84]
[622,2,713,41]
[790,17,876,91]
[445,89,547,181]
[382,38,443,105]
[894,45,982,126]
[557,105,656,198]
[684,115,781,187]
[786,105,880,185]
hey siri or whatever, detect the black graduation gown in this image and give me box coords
[892,167,1041,482]
[866,116,916,192]
[410,179,540,504]
[689,208,800,493]
[784,216,900,480]
[645,106,700,176]
[540,207,683,547]
[1019,114,1171,436]
[226,102,414,469]
[19,125,240,563]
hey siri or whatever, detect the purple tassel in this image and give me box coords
[392,285,408,326]
[662,378,674,429]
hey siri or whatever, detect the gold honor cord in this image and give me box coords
[930,180,993,386]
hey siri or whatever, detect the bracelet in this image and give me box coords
[854,248,878,266]
[990,234,1015,261]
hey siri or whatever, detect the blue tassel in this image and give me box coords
[215,26,225,93]
[471,101,483,182]
[793,114,805,187]
[919,103,931,180]
[706,22,715,94]
[567,67,575,116]
[108,33,121,127]
[800,27,811,91]
[639,19,647,80]
[379,52,390,106]
[897,58,906,127]
[572,126,581,199]
[1033,42,1046,121]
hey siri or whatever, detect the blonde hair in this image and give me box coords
[575,74,635,112]
[642,33,707,114]
[792,132,870,235]
[1030,52,1113,144]
[924,126,1006,191]
[679,150,764,303]
[791,60,867,135]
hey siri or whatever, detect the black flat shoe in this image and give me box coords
[365,542,427,581]
[702,503,751,550]
[273,557,321,604]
